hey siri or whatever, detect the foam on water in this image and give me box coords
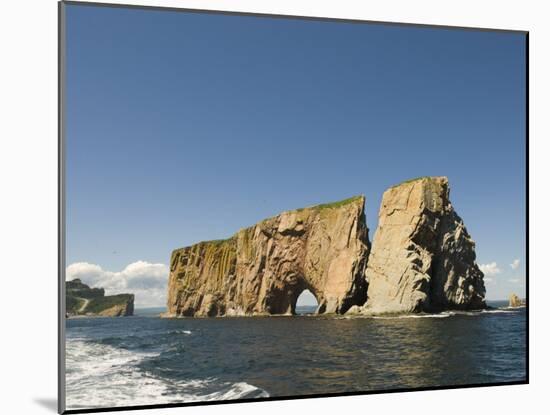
[445,308,520,316]
[372,312,452,320]
[342,306,523,320]
[482,308,519,314]
[504,306,526,310]
[65,339,268,410]
[336,313,452,320]
[168,329,192,335]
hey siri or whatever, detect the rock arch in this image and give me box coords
[166,196,370,317]
[262,277,322,315]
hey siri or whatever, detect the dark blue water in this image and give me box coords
[65,301,526,410]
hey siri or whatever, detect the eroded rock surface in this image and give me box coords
[357,177,486,314]
[166,177,487,318]
[165,196,370,317]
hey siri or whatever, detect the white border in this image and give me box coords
[1,1,547,414]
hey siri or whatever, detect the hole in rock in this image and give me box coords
[295,289,318,315]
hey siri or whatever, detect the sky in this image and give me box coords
[65,4,526,307]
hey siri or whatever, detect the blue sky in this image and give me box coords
[65,4,526,306]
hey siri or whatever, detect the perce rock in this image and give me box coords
[165,176,486,318]
[355,177,486,315]
[165,196,370,317]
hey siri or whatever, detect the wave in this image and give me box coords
[372,312,452,320]
[335,313,452,320]
[354,307,523,320]
[444,309,519,316]
[167,329,192,335]
[65,339,268,410]
[481,308,520,314]
[82,328,194,350]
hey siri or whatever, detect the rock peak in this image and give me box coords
[359,176,485,314]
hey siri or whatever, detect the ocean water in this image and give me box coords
[65,301,526,410]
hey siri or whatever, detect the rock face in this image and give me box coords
[165,177,487,318]
[359,177,486,314]
[509,293,526,308]
[66,279,134,317]
[165,196,370,317]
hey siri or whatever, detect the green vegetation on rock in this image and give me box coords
[66,295,84,314]
[392,176,429,187]
[295,195,364,212]
[390,176,445,189]
[67,278,104,299]
[85,294,134,314]
[65,279,134,317]
[172,196,365,256]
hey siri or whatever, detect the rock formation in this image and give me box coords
[165,176,487,318]
[509,293,526,308]
[165,196,370,317]
[352,177,486,315]
[66,279,134,317]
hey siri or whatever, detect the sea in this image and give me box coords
[65,301,526,410]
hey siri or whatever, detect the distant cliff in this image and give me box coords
[165,177,487,318]
[509,293,526,308]
[165,196,369,317]
[66,279,134,317]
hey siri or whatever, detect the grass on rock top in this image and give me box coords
[294,195,364,212]
[174,195,365,250]
[389,176,446,189]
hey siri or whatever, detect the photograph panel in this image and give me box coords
[60,1,527,412]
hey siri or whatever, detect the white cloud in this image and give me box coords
[510,259,520,270]
[484,277,494,284]
[66,261,169,308]
[508,278,523,284]
[479,262,501,276]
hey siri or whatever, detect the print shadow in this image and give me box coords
[34,398,57,412]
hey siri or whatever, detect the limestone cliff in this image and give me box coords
[165,196,370,317]
[166,177,486,318]
[66,279,134,317]
[353,177,486,314]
